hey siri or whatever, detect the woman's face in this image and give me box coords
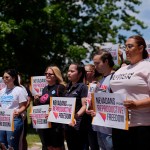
[125,38,143,64]
[2,73,14,86]
[67,64,81,83]
[45,68,57,85]
[85,66,95,79]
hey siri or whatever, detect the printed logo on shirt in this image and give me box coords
[0,94,14,108]
[95,82,108,92]
[51,90,56,95]
[111,72,134,80]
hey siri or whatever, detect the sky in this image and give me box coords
[121,0,150,42]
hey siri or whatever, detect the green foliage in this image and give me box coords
[0,0,147,77]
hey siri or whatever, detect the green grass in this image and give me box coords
[26,104,41,147]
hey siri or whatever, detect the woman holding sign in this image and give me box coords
[0,69,27,150]
[34,66,66,150]
[65,62,88,150]
[110,35,150,150]
[85,64,100,150]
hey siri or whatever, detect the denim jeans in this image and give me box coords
[97,131,113,150]
[0,116,23,150]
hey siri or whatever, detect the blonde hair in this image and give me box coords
[85,64,95,72]
[45,66,66,86]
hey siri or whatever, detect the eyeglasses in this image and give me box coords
[2,76,10,79]
[45,73,54,76]
[125,44,134,49]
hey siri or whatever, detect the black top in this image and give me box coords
[38,84,65,105]
[36,84,65,128]
[65,82,88,130]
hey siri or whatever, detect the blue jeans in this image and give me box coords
[97,132,113,150]
[0,117,23,150]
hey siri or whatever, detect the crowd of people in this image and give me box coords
[0,35,150,150]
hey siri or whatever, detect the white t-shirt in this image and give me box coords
[110,60,150,127]
[0,86,27,110]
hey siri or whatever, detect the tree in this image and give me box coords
[0,0,147,77]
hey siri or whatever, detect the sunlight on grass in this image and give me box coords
[26,104,41,147]
[27,132,41,147]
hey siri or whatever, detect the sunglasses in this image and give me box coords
[45,73,55,76]
[2,76,10,79]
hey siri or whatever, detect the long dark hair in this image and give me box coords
[4,69,20,86]
[129,35,148,59]
[71,62,86,83]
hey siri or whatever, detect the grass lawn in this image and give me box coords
[26,104,41,147]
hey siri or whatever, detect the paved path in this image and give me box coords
[28,143,41,150]
[28,142,68,150]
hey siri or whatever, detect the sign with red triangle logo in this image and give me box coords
[53,112,59,119]
[99,112,106,121]
[34,88,39,93]
[33,120,37,125]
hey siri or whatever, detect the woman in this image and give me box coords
[85,64,100,150]
[34,66,66,150]
[85,64,101,84]
[0,69,27,150]
[110,35,150,150]
[64,63,88,150]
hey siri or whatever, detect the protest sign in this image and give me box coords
[30,105,51,129]
[146,41,150,61]
[101,43,119,65]
[0,108,14,131]
[48,97,76,124]
[30,76,47,96]
[0,77,6,90]
[86,83,97,110]
[92,92,128,130]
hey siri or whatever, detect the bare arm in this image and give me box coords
[124,98,150,109]
[14,101,27,117]
[75,97,86,118]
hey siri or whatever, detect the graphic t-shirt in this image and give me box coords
[110,60,150,127]
[0,86,27,110]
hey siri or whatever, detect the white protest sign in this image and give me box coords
[0,108,14,131]
[48,97,76,124]
[146,41,150,61]
[86,83,97,110]
[101,43,119,65]
[92,92,128,130]
[30,105,51,129]
[0,77,6,90]
[30,76,47,96]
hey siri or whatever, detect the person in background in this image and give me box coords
[0,69,27,150]
[85,64,100,150]
[18,74,33,150]
[85,64,101,84]
[110,35,150,150]
[34,66,66,150]
[87,49,115,150]
[65,62,88,150]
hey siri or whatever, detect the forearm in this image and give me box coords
[124,98,150,109]
[136,98,150,108]
[18,102,27,114]
[76,105,86,116]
